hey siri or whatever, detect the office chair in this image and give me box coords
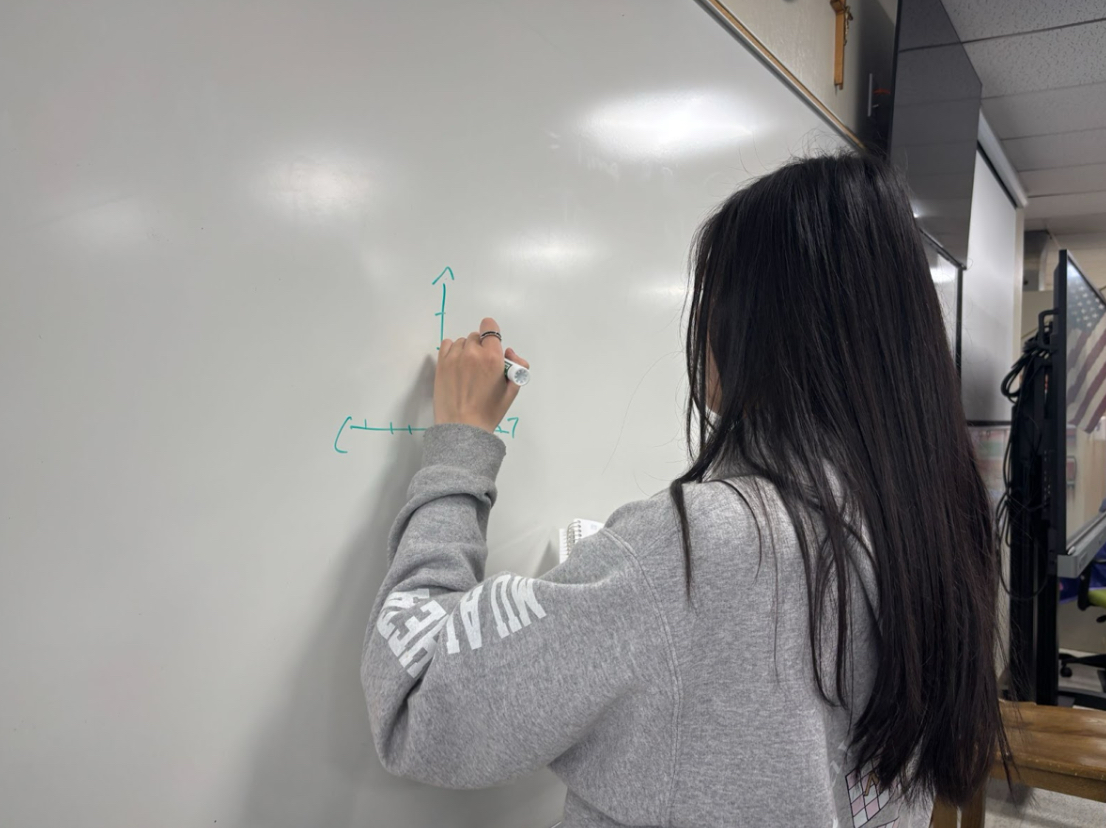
[1059,558,1106,679]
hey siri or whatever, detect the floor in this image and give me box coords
[982,777,1105,828]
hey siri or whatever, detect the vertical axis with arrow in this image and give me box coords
[432,266,454,348]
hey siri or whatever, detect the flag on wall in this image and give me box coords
[1066,266,1106,433]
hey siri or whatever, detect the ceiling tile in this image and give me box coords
[1020,163,1106,197]
[1003,127,1106,169]
[964,21,1106,97]
[1040,212,1106,236]
[942,0,1105,41]
[1025,191,1106,220]
[982,82,1106,138]
[1058,231,1106,250]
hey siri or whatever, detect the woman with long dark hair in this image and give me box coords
[362,152,1008,827]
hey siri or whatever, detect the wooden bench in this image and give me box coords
[931,701,1106,827]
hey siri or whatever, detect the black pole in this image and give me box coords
[1036,254,1069,705]
[1008,335,1045,701]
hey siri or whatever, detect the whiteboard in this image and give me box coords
[961,150,1018,422]
[0,2,844,826]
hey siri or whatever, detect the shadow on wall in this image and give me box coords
[235,358,563,828]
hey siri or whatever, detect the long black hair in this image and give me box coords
[670,152,1009,806]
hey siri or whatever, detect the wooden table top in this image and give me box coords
[1001,701,1106,782]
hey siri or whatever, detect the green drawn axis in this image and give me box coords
[433,266,453,348]
[435,282,447,346]
[334,416,520,454]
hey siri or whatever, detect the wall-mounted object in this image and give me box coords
[830,0,853,89]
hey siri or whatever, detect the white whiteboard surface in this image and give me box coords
[961,150,1018,422]
[925,239,960,358]
[0,2,842,826]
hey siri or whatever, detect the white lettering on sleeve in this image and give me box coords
[376,609,400,640]
[510,576,546,626]
[489,574,511,638]
[388,600,446,657]
[376,589,430,638]
[496,574,522,633]
[379,577,552,666]
[444,614,459,655]
[458,584,484,650]
[400,615,449,676]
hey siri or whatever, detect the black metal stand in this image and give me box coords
[1006,311,1061,705]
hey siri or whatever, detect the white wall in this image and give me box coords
[711,0,897,142]
[1022,290,1054,340]
[1013,208,1025,358]
[961,151,1021,421]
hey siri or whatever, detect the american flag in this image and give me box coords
[1065,263,1106,433]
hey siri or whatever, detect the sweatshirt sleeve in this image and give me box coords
[361,423,666,789]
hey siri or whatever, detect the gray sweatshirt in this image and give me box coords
[362,424,932,827]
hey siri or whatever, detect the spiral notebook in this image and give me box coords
[557,518,604,563]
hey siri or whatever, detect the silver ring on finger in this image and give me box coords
[480,331,502,341]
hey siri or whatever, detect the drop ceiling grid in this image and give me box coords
[1003,126,1106,170]
[1020,163,1106,197]
[1026,191,1106,219]
[964,20,1106,97]
[982,81,1106,139]
[943,0,1106,41]
[1028,213,1106,236]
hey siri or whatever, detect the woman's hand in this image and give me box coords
[435,317,529,433]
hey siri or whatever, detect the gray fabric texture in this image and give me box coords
[362,423,933,827]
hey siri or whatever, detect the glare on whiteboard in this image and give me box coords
[582,92,756,160]
[260,155,373,218]
[499,233,598,267]
[643,280,689,300]
[67,198,152,247]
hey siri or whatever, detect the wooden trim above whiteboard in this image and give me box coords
[698,0,864,148]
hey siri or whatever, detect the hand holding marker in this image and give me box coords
[435,316,530,434]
